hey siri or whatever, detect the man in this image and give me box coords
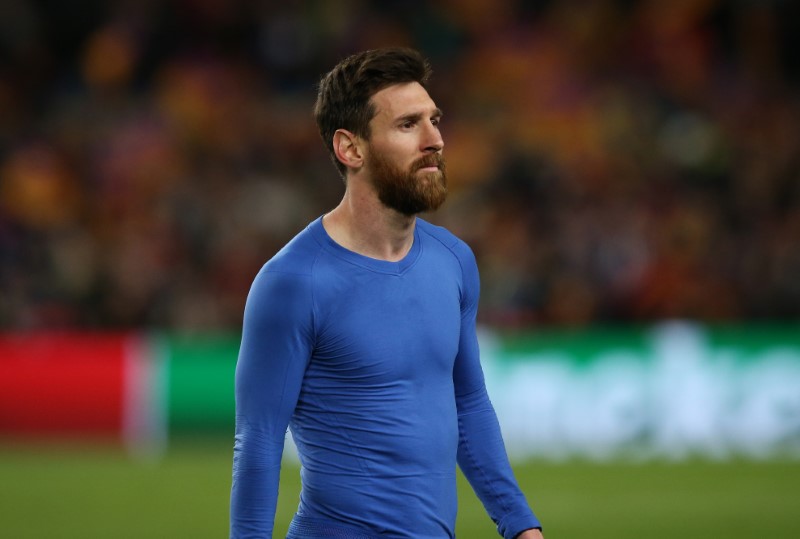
[230,47,543,539]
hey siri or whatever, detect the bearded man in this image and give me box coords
[230,47,543,539]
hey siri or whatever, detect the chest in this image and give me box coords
[312,265,462,383]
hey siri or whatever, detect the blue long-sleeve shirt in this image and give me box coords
[230,216,540,538]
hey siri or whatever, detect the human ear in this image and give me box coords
[333,129,364,171]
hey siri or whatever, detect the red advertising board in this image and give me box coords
[0,333,128,438]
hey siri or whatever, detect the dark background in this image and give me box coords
[2,0,799,330]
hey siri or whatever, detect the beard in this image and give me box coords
[367,149,448,216]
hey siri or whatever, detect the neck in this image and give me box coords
[323,181,416,262]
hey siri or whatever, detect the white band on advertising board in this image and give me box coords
[481,322,800,460]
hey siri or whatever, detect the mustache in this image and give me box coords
[413,154,445,171]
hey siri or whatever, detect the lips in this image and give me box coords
[414,155,442,171]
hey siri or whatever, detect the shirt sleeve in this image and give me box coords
[451,243,542,539]
[230,266,314,539]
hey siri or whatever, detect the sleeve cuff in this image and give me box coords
[496,510,542,539]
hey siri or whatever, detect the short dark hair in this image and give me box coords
[314,47,432,178]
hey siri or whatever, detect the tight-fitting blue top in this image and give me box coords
[230,217,540,539]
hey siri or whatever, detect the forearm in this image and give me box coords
[456,386,541,539]
[229,421,284,538]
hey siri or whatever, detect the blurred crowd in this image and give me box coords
[1,0,799,330]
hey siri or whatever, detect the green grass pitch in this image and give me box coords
[1,440,798,538]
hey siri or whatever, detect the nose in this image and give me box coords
[422,122,444,153]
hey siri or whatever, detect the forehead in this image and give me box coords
[370,82,438,121]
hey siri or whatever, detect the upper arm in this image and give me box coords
[235,267,315,439]
[451,241,486,398]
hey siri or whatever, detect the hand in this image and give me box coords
[515,529,544,539]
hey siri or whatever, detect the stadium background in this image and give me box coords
[1,1,799,537]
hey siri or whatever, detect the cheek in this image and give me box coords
[368,134,420,168]
[380,133,418,156]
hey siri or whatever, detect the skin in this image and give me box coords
[322,81,544,539]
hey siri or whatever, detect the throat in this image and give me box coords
[323,207,416,262]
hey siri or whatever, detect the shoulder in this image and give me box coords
[246,221,324,305]
[416,218,477,268]
[263,220,325,276]
[417,218,480,305]
[243,224,324,331]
